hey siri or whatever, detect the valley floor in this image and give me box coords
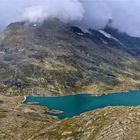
[1,95,140,140]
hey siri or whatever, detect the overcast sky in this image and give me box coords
[0,0,140,37]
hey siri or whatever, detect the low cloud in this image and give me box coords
[1,0,140,37]
[22,0,84,23]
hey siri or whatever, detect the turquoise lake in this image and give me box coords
[24,90,140,119]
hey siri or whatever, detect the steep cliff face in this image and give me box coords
[1,19,140,96]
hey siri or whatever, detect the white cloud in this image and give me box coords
[21,0,84,23]
[1,0,140,37]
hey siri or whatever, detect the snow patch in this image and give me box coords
[99,30,126,47]
[101,38,108,45]
[82,28,92,35]
[99,30,112,38]
[0,51,5,54]
[99,30,119,42]
[77,32,84,36]
[33,23,37,27]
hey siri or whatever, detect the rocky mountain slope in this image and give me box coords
[1,19,140,96]
[1,19,140,140]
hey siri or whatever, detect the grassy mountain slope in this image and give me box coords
[1,19,140,96]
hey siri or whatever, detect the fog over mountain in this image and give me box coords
[0,0,140,37]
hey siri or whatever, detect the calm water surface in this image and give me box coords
[24,90,140,119]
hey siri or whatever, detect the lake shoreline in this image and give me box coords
[23,88,140,98]
[23,90,140,119]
